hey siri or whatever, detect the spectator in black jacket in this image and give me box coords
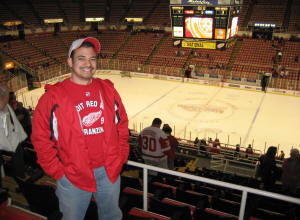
[258,146,281,192]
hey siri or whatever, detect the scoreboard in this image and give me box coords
[170,0,243,49]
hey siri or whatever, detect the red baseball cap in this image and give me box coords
[68,37,101,57]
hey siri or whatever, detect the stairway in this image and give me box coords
[143,0,161,24]
[143,33,169,68]
[108,34,134,68]
[282,0,294,31]
[241,1,255,28]
[224,39,243,79]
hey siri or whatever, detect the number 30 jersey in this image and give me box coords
[138,126,170,160]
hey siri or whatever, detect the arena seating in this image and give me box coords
[115,32,162,65]
[84,0,106,19]
[149,197,192,220]
[144,0,170,27]
[287,2,300,33]
[248,0,288,27]
[230,38,276,79]
[14,178,60,218]
[0,200,46,220]
[0,190,46,220]
[109,0,128,25]
[128,207,171,220]
[126,0,156,19]
[238,0,250,28]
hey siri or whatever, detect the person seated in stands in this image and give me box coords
[200,139,207,146]
[245,144,253,159]
[207,137,213,147]
[0,83,28,186]
[279,150,285,160]
[209,145,220,154]
[281,149,300,196]
[208,138,220,154]
[212,138,220,149]
[234,144,240,158]
[194,138,208,157]
[194,137,199,146]
[199,142,207,153]
[246,144,253,154]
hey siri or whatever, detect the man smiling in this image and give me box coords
[32,37,129,220]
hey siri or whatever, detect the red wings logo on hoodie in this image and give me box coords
[82,110,102,127]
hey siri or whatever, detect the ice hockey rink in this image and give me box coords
[18,72,300,155]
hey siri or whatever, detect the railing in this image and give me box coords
[172,143,259,178]
[127,160,300,220]
[210,153,258,178]
[210,154,224,170]
[131,120,272,155]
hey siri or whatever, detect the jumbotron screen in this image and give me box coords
[185,17,213,39]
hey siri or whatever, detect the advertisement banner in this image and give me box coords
[195,73,204,77]
[167,76,183,81]
[294,91,300,96]
[132,72,149,77]
[209,74,218,78]
[232,77,241,81]
[187,78,204,84]
[171,0,218,5]
[215,29,226,40]
[228,83,240,88]
[216,41,226,50]
[182,40,216,49]
[247,78,256,83]
[243,85,254,90]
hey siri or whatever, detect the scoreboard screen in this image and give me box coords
[170,4,241,49]
[185,17,213,39]
[230,16,239,37]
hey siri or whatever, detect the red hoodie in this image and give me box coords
[31,78,129,192]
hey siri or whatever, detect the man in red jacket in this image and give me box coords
[31,37,129,220]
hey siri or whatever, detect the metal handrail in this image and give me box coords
[127,160,300,220]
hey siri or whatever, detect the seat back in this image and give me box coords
[149,197,192,220]
[15,178,59,217]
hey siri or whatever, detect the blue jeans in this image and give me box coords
[56,166,122,220]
